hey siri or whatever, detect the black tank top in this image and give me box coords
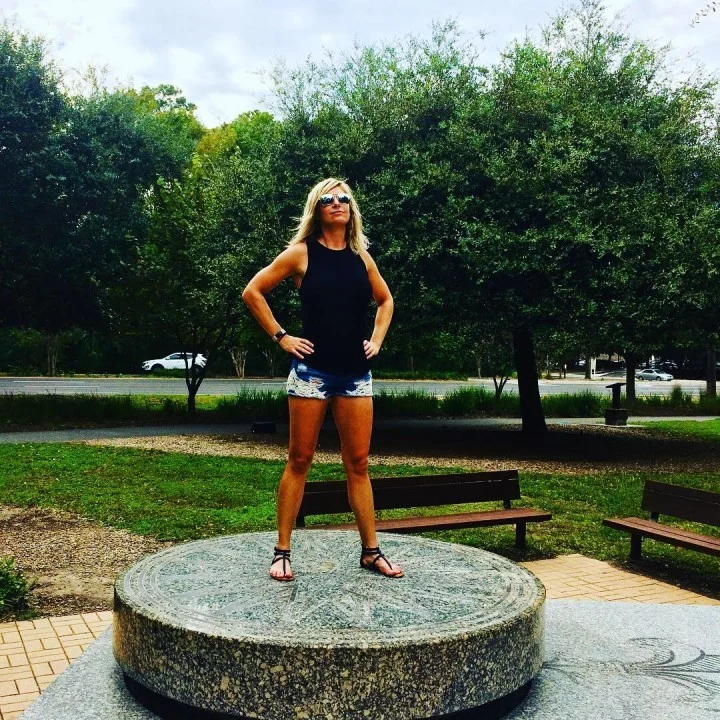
[299,239,372,374]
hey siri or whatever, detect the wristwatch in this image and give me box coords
[273,329,287,343]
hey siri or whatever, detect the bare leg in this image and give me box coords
[331,395,403,577]
[271,396,328,580]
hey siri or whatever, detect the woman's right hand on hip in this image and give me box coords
[279,335,314,359]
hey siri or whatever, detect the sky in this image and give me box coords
[2,0,718,127]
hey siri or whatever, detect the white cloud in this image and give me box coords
[1,0,718,126]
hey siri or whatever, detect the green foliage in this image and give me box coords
[4,6,720,415]
[0,393,139,425]
[0,558,34,620]
[215,391,289,422]
[629,388,720,415]
[373,390,441,417]
[5,386,720,429]
[541,392,608,417]
[441,387,497,416]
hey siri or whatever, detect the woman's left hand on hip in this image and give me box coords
[363,340,381,359]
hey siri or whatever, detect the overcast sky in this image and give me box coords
[2,0,718,127]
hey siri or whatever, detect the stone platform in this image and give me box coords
[113,530,545,719]
[21,601,720,720]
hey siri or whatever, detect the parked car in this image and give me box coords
[142,352,207,372]
[635,368,673,381]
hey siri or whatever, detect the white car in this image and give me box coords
[635,368,673,381]
[142,352,207,372]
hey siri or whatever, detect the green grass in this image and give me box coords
[0,443,717,598]
[639,418,720,439]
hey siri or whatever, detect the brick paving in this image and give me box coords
[0,557,718,718]
[520,554,720,605]
[0,612,112,719]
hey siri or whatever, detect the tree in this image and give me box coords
[1,25,202,373]
[123,163,242,413]
[454,1,719,427]
[0,25,64,331]
[123,108,291,411]
[691,2,718,26]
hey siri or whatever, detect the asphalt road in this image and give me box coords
[0,375,706,397]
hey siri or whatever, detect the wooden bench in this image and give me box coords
[603,480,720,560]
[296,469,551,549]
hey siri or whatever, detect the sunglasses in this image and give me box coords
[318,193,351,206]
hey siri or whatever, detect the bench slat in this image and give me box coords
[310,508,552,533]
[604,517,720,557]
[304,470,519,495]
[642,481,720,527]
[299,472,521,517]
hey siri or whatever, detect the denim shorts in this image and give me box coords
[286,360,372,399]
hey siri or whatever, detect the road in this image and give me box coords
[0,375,706,397]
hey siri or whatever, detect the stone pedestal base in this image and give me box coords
[113,531,545,720]
[605,408,629,426]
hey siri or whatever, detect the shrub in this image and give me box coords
[0,393,139,425]
[697,390,720,415]
[215,390,289,422]
[0,558,34,620]
[441,387,497,416]
[542,392,608,417]
[373,390,440,417]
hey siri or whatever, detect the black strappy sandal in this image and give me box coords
[270,546,294,581]
[360,546,404,578]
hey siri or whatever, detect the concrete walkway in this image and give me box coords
[1,416,719,444]
[0,554,717,719]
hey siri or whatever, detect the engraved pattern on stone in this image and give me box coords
[120,531,543,646]
[545,637,720,708]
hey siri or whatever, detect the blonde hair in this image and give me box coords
[288,178,369,254]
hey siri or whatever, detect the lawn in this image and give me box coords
[640,418,720,440]
[0,442,718,599]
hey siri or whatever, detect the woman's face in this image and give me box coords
[317,185,351,229]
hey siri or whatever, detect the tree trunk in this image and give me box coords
[584,352,592,380]
[187,388,197,417]
[625,353,636,406]
[230,347,249,378]
[706,347,717,398]
[261,347,274,377]
[512,329,547,434]
[46,334,59,376]
[493,375,510,400]
[184,356,208,418]
[474,350,482,379]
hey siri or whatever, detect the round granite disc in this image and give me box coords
[114,530,545,719]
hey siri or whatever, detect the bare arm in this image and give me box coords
[361,250,394,360]
[241,245,314,360]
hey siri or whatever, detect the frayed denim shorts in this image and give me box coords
[286,360,373,399]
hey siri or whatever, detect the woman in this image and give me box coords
[242,178,403,581]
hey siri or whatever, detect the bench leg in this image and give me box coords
[515,523,527,550]
[630,534,642,561]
